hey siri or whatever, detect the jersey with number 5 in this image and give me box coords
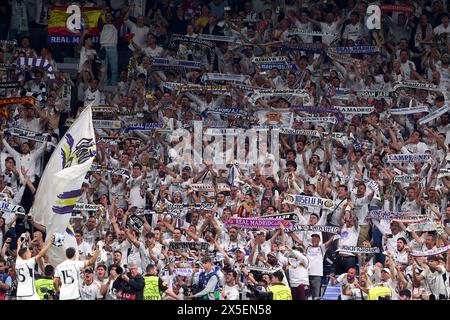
[55,259,85,300]
[15,257,37,297]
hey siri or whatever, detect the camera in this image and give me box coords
[246,285,270,300]
[182,284,198,298]
[115,266,124,275]
[40,287,58,300]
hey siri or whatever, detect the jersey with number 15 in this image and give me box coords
[55,259,85,300]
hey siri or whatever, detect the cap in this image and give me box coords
[85,267,94,273]
[236,247,246,254]
[381,268,391,275]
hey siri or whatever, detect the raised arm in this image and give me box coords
[34,234,56,260]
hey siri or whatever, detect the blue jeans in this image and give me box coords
[102,46,118,86]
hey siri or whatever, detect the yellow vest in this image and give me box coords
[269,284,292,300]
[35,278,55,300]
[144,276,162,300]
[368,286,392,300]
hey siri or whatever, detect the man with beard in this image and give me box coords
[170,165,192,195]
[391,237,409,265]
[108,172,127,203]
[331,266,359,300]
[213,192,227,219]
[342,271,373,300]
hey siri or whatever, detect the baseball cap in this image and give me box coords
[381,268,391,274]
[85,267,94,273]
[236,247,246,254]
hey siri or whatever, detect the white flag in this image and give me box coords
[31,106,96,266]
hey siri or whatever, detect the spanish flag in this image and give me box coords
[48,6,102,37]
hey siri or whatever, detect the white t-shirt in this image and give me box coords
[16,117,41,133]
[404,142,429,154]
[343,23,362,41]
[433,24,450,36]
[336,273,358,300]
[125,20,150,51]
[78,47,97,72]
[16,257,37,297]
[320,21,340,45]
[287,250,309,287]
[129,175,146,208]
[77,241,93,260]
[422,266,448,298]
[351,193,370,226]
[338,226,359,253]
[100,24,118,46]
[400,60,416,80]
[143,45,163,58]
[223,284,240,300]
[55,259,86,300]
[305,244,326,277]
[80,280,103,300]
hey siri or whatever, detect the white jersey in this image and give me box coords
[55,259,86,300]
[16,257,38,298]
[305,244,326,277]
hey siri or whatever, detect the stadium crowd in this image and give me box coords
[0,0,449,300]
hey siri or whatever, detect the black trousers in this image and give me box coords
[335,255,357,275]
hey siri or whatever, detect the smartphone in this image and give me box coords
[387,234,393,238]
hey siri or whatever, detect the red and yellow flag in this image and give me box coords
[48,6,102,43]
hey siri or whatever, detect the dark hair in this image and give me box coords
[18,247,28,258]
[201,256,212,264]
[286,149,296,157]
[66,247,76,259]
[399,289,411,298]
[286,160,297,170]
[271,270,284,281]
[133,162,142,170]
[397,237,407,245]
[5,157,15,165]
[146,264,156,273]
[227,270,237,279]
[44,265,54,277]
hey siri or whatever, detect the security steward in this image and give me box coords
[143,264,179,300]
[35,265,56,300]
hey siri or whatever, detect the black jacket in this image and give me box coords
[113,272,145,300]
